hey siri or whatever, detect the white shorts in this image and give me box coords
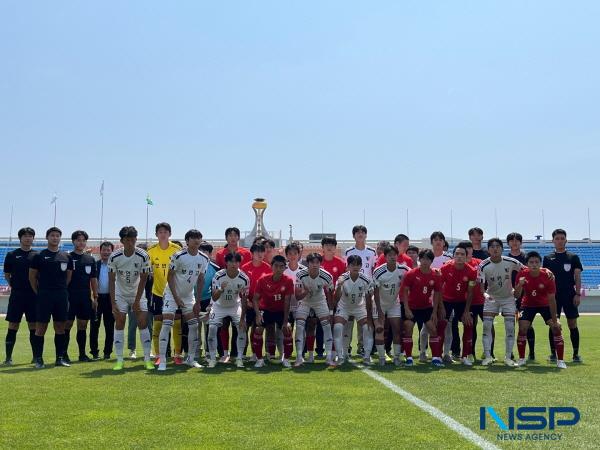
[380,301,402,319]
[296,300,330,320]
[163,294,194,315]
[335,302,367,322]
[209,305,241,326]
[115,295,148,314]
[483,296,516,316]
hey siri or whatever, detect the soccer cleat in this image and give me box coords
[78,355,91,362]
[418,352,428,363]
[481,357,494,366]
[219,355,231,364]
[451,352,461,362]
[235,358,244,368]
[379,358,386,367]
[293,358,304,368]
[103,354,111,360]
[157,361,167,371]
[504,358,517,367]
[129,350,137,360]
[528,352,536,361]
[150,353,156,359]
[557,360,567,369]
[55,358,71,367]
[144,360,155,370]
[185,357,202,368]
[207,359,217,368]
[572,355,583,363]
[404,357,414,367]
[442,354,453,364]
[34,357,45,369]
[306,353,315,363]
[91,353,100,360]
[548,354,557,363]
[63,354,72,364]
[362,356,372,366]
[154,357,161,366]
[249,354,258,363]
[431,358,444,368]
[517,358,527,367]
[393,357,402,367]
[254,359,265,368]
[316,352,325,360]
[173,355,184,365]
[112,361,124,371]
[467,354,475,364]
[3,359,13,366]
[282,359,291,368]
[462,357,473,366]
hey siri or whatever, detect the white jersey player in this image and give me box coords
[294,253,335,367]
[373,246,410,365]
[333,255,375,365]
[478,238,524,367]
[108,226,153,371]
[206,252,250,368]
[157,230,209,370]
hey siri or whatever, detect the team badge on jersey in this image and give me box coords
[280,286,286,292]
[429,280,435,286]
[85,265,92,274]
[60,262,68,271]
[563,264,572,272]
[463,276,468,282]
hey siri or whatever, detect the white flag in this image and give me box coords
[50,193,58,204]
[100,180,104,196]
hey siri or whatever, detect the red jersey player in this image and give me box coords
[400,249,444,367]
[374,234,414,269]
[514,251,566,369]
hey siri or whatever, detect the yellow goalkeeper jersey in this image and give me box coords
[148,241,182,297]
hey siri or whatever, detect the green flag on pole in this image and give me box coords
[146,194,153,206]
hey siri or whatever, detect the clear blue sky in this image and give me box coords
[1,1,599,241]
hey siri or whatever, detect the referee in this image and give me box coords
[3,227,38,364]
[63,230,98,363]
[28,227,73,368]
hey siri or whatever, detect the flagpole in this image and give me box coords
[100,181,104,240]
[146,202,149,243]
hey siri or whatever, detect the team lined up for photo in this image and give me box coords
[2,223,583,371]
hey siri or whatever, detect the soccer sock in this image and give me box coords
[235,324,246,360]
[490,323,496,358]
[5,329,17,360]
[362,323,373,358]
[208,324,218,360]
[376,344,386,360]
[181,320,189,354]
[402,337,413,358]
[173,318,182,355]
[152,320,162,356]
[321,319,333,358]
[220,327,230,352]
[343,320,353,352]
[114,329,124,362]
[517,333,527,359]
[275,327,283,356]
[333,323,345,360]
[266,333,276,357]
[76,329,86,357]
[527,326,535,357]
[34,334,45,359]
[442,319,452,356]
[419,326,429,354]
[504,316,515,359]
[472,321,478,356]
[63,328,71,357]
[429,335,442,358]
[283,331,293,359]
[569,327,580,356]
[462,324,473,358]
[29,329,36,357]
[54,333,65,360]
[306,334,316,352]
[294,319,306,361]
[482,318,493,358]
[554,331,565,360]
[548,327,556,355]
[159,319,173,361]
[252,328,264,359]
[393,343,402,358]
[140,328,151,361]
[187,319,199,361]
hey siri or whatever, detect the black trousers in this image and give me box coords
[89,294,114,357]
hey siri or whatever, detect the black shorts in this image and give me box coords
[67,289,93,321]
[246,308,256,327]
[260,310,285,328]
[6,289,37,324]
[519,306,552,324]
[37,289,69,323]
[470,304,484,320]
[150,294,164,315]
[200,299,211,312]
[404,307,433,327]
[556,295,579,320]
[288,311,296,326]
[443,300,467,321]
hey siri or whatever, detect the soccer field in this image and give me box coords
[0,317,598,449]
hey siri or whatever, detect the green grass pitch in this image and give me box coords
[0,316,598,449]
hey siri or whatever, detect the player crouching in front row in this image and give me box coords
[514,251,566,369]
